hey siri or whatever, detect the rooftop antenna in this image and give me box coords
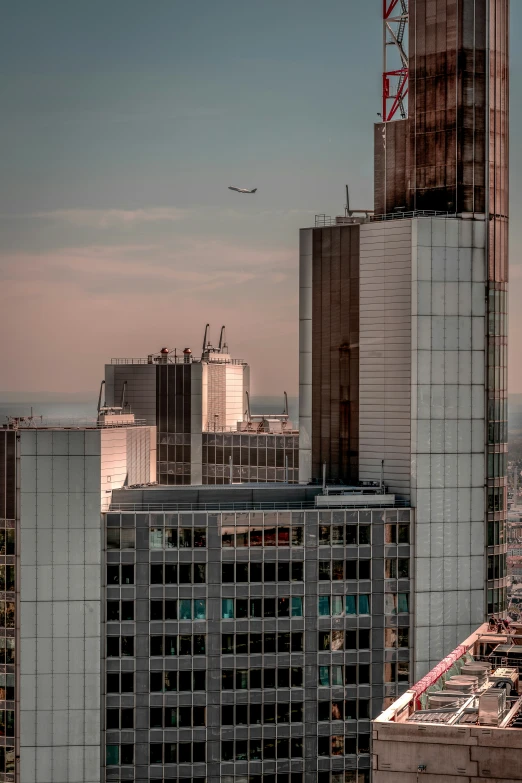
[202,323,210,354]
[97,380,105,415]
[283,391,288,416]
[245,390,252,422]
[345,185,353,217]
[218,325,226,352]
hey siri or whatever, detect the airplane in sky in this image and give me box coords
[228,186,257,194]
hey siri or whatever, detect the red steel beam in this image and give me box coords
[384,0,400,19]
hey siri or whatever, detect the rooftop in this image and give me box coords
[109,483,410,512]
[375,623,522,731]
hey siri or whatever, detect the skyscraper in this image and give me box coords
[300,0,509,678]
[104,329,298,486]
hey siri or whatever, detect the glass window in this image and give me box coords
[179,600,192,620]
[398,593,409,613]
[292,562,304,581]
[120,529,135,549]
[179,529,192,548]
[292,526,304,546]
[319,666,330,686]
[319,561,331,580]
[164,528,177,548]
[194,528,206,547]
[107,529,120,550]
[194,599,206,620]
[149,529,163,548]
[318,596,330,616]
[332,560,344,580]
[331,736,344,756]
[264,527,276,546]
[319,526,331,545]
[358,595,370,615]
[332,525,344,545]
[222,599,234,619]
[291,597,303,617]
[250,527,263,546]
[236,528,249,547]
[332,665,343,686]
[345,595,356,615]
[278,527,290,546]
[332,596,344,616]
[106,745,119,766]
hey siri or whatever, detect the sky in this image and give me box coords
[1,1,522,398]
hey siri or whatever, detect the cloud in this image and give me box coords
[29,207,190,228]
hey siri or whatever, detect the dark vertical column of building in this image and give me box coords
[374,0,491,216]
[486,0,509,614]
[0,431,16,522]
[156,364,192,485]
[311,226,359,484]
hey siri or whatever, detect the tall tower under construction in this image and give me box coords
[300,0,509,679]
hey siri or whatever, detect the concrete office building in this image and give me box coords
[102,483,412,783]
[104,329,298,487]
[0,416,155,783]
[300,0,509,678]
[372,623,522,782]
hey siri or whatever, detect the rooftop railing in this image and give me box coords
[111,356,246,366]
[314,209,458,228]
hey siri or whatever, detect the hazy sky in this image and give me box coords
[2,1,522,397]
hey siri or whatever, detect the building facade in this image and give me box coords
[0,420,155,783]
[105,344,298,487]
[300,0,509,678]
[102,485,413,783]
[372,622,522,782]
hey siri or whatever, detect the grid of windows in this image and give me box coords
[318,524,370,545]
[222,667,303,689]
[317,735,370,756]
[222,632,303,654]
[222,562,303,582]
[318,595,370,616]
[150,527,206,548]
[318,665,370,686]
[318,699,370,720]
[222,525,303,547]
[319,560,371,580]
[318,630,371,651]
[150,670,206,691]
[202,432,299,485]
[102,506,412,781]
[150,634,206,656]
[221,737,303,760]
[150,598,206,620]
[222,596,303,618]
[151,741,205,764]
[222,702,303,724]
[151,563,206,583]
[150,706,206,727]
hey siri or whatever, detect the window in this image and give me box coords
[221,526,303,547]
[106,601,134,622]
[222,596,302,619]
[106,636,134,657]
[106,672,133,693]
[148,528,206,548]
[107,564,134,585]
[221,562,304,583]
[221,738,303,761]
[150,742,205,764]
[150,670,206,692]
[106,709,133,730]
[384,593,409,615]
[149,706,206,727]
[106,745,133,765]
[220,632,303,654]
[221,667,303,690]
[106,528,135,550]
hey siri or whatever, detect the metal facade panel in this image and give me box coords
[311,225,359,484]
[359,221,412,500]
